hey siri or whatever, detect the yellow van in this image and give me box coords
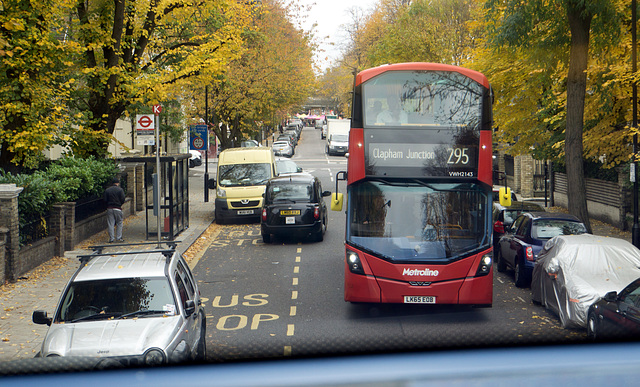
[211,147,276,224]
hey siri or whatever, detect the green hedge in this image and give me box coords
[0,157,120,231]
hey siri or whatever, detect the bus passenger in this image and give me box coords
[377,97,408,125]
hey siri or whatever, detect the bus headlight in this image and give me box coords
[346,251,365,275]
[475,254,492,276]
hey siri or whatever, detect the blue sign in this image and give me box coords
[190,124,208,151]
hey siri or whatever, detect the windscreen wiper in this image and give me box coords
[118,310,168,319]
[70,312,120,323]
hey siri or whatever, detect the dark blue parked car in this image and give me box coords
[495,212,587,287]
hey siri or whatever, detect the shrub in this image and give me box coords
[0,157,120,243]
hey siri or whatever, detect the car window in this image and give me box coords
[174,273,189,312]
[511,215,525,234]
[531,220,587,239]
[177,260,195,298]
[56,278,177,322]
[515,216,531,237]
[504,210,521,225]
[621,284,640,307]
[267,183,313,203]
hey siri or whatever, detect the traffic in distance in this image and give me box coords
[18,63,640,377]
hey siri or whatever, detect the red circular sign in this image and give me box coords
[192,137,205,150]
[138,115,153,128]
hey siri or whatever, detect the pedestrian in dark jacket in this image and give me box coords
[104,177,126,243]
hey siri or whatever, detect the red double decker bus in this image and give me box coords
[332,62,494,307]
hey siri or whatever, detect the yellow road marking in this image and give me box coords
[290,306,297,316]
[287,324,295,336]
[291,290,298,300]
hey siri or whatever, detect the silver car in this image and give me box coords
[272,140,294,157]
[32,243,206,365]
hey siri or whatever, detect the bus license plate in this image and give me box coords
[237,210,254,215]
[404,296,436,304]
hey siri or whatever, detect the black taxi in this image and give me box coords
[261,173,331,243]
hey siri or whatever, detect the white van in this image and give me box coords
[210,147,276,224]
[325,119,350,156]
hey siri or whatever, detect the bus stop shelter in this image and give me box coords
[121,154,189,240]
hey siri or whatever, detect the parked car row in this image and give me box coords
[493,193,640,339]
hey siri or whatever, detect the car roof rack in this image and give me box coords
[78,241,182,264]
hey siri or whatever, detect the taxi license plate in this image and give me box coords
[403,296,436,304]
[280,210,301,216]
[237,210,254,215]
[286,216,295,224]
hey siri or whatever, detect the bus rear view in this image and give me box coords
[334,63,494,307]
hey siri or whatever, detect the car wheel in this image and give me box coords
[587,311,599,340]
[196,314,207,361]
[496,250,507,272]
[262,233,271,243]
[514,260,528,288]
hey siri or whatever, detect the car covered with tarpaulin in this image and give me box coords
[532,234,640,328]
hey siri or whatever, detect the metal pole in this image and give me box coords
[204,85,209,203]
[633,0,640,247]
[155,112,162,247]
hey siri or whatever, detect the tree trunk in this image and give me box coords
[564,2,592,233]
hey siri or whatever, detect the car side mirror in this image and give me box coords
[297,167,303,172]
[322,190,331,197]
[604,291,618,303]
[208,178,217,190]
[185,300,196,317]
[33,310,52,326]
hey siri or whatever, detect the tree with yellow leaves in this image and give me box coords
[0,0,79,173]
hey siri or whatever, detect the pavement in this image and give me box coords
[0,162,634,360]
[0,165,216,360]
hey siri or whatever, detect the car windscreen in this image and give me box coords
[219,163,271,186]
[266,182,313,203]
[346,180,490,262]
[531,219,587,239]
[56,277,176,323]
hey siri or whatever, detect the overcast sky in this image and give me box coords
[294,0,379,72]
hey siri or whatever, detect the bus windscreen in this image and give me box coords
[347,180,490,262]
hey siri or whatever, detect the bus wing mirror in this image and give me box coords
[499,187,512,207]
[331,193,344,212]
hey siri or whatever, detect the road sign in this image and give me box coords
[136,114,154,130]
[153,104,162,115]
[190,124,208,151]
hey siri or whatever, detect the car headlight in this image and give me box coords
[217,187,227,198]
[143,348,166,366]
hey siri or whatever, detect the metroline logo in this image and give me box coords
[403,268,439,277]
